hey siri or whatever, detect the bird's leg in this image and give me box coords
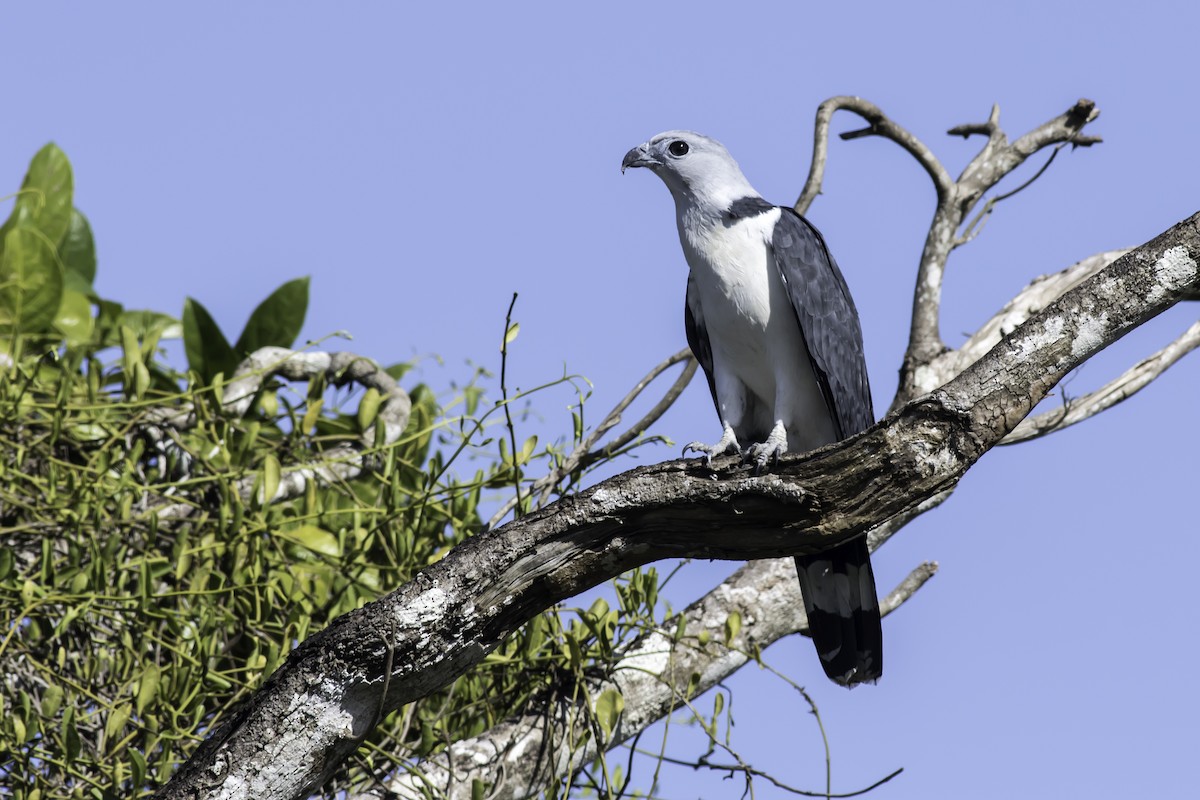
[683,422,740,464]
[746,421,788,471]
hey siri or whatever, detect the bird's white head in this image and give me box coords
[622,131,760,213]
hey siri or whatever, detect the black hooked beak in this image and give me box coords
[621,143,656,173]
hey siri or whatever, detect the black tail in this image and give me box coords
[794,537,882,686]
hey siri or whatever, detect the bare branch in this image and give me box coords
[794,96,953,216]
[893,100,1103,404]
[583,350,697,465]
[487,349,698,527]
[954,99,1101,221]
[1003,319,1200,443]
[900,250,1130,405]
[154,212,1200,800]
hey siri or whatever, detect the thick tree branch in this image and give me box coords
[377,560,937,800]
[1003,319,1200,443]
[378,435,951,800]
[155,212,1199,800]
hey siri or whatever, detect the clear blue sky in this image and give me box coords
[5,3,1198,798]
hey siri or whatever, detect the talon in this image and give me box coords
[747,423,789,472]
[682,441,715,464]
[683,425,740,464]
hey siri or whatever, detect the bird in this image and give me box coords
[622,131,882,686]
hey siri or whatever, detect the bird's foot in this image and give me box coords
[746,424,789,472]
[683,425,740,465]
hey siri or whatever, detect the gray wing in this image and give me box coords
[683,274,718,412]
[771,208,874,439]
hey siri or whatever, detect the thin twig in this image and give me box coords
[487,348,697,527]
[633,747,903,799]
[499,293,524,517]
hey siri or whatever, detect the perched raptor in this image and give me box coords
[622,131,882,686]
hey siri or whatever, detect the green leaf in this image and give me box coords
[300,397,324,435]
[278,525,341,557]
[503,321,520,346]
[53,289,93,346]
[62,705,81,762]
[182,297,236,383]
[357,387,382,431]
[41,684,63,717]
[0,143,74,246]
[120,325,140,378]
[136,664,160,714]
[518,435,538,465]
[0,227,65,333]
[132,361,150,400]
[59,209,96,286]
[233,276,309,355]
[724,611,742,646]
[119,309,182,340]
[258,454,281,506]
[105,702,131,747]
[593,688,624,736]
[129,748,147,788]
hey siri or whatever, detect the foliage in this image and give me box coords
[0,145,673,799]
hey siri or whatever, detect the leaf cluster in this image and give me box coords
[0,146,668,800]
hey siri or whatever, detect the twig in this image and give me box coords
[499,293,524,517]
[633,747,903,799]
[487,348,697,528]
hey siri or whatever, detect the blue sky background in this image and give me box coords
[5,3,1198,798]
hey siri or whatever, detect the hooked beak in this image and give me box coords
[621,143,656,173]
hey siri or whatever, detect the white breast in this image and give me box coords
[679,205,835,450]
[680,206,780,398]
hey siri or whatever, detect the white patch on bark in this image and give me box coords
[1014,316,1065,360]
[1147,246,1197,304]
[618,631,672,677]
[1071,312,1110,359]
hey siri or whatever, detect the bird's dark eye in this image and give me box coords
[668,140,689,157]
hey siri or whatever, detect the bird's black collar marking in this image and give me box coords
[725,196,775,220]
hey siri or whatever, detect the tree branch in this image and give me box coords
[148,347,411,519]
[375,560,936,800]
[488,348,697,527]
[794,96,953,216]
[895,100,1102,405]
[1003,319,1200,443]
[154,212,1200,800]
[791,98,1103,406]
